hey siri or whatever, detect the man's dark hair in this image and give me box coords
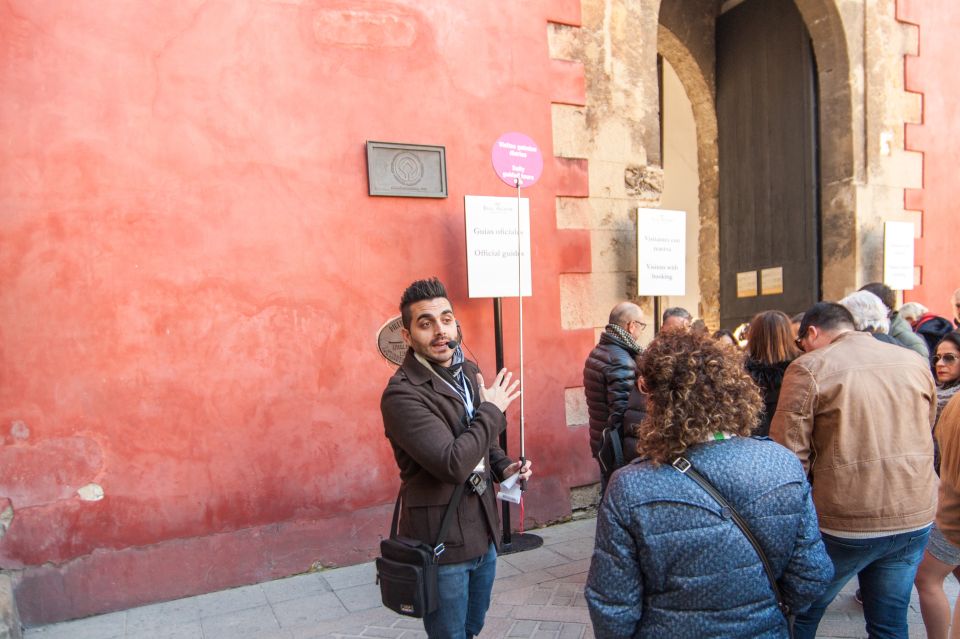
[400,277,449,329]
[662,307,692,323]
[859,282,896,312]
[798,302,855,337]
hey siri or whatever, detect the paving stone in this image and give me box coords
[495,560,522,579]
[272,592,348,627]
[320,563,376,591]
[499,548,569,573]
[389,618,422,630]
[334,583,384,613]
[262,573,332,604]
[200,605,280,639]
[132,621,204,639]
[23,610,126,639]
[485,601,517,618]
[126,597,201,632]
[507,619,538,637]
[397,631,427,639]
[196,584,268,618]
[548,538,595,562]
[546,559,590,581]
[539,621,561,630]
[359,626,403,638]
[532,630,559,639]
[492,569,562,594]
[558,622,585,639]
[536,520,596,546]
[513,604,591,625]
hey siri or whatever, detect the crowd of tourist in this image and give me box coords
[584,285,960,638]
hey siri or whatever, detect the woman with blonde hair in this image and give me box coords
[586,331,832,638]
[745,310,800,436]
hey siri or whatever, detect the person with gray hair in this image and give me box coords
[860,282,929,358]
[900,302,929,326]
[661,306,692,332]
[839,290,904,349]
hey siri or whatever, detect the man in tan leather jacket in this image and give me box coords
[771,301,937,639]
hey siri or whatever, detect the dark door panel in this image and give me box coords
[717,0,820,329]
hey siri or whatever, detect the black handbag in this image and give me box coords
[375,484,464,618]
[598,426,625,476]
[672,456,796,639]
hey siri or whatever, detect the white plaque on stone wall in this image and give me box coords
[761,267,784,296]
[465,195,532,298]
[737,271,758,298]
[883,221,915,290]
[637,208,686,296]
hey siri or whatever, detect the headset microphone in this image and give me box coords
[446,321,463,349]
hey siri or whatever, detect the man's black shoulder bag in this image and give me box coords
[672,455,796,639]
[598,425,625,475]
[375,484,464,618]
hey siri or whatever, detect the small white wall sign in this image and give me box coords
[883,221,915,290]
[464,195,532,299]
[637,208,686,296]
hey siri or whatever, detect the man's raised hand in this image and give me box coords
[476,368,521,413]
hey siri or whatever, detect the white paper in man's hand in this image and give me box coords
[497,472,522,504]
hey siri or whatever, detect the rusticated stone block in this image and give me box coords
[624,164,663,201]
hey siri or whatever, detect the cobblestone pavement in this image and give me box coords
[25,516,958,639]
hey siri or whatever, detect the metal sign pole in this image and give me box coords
[516,179,526,487]
[493,298,512,545]
[491,132,542,554]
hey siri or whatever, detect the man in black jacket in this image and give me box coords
[583,302,646,494]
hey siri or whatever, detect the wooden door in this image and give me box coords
[717,0,820,329]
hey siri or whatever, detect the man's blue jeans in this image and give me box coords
[423,542,497,639]
[794,526,931,639]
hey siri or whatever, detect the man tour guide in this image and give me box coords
[381,277,532,638]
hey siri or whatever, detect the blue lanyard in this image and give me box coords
[435,369,474,419]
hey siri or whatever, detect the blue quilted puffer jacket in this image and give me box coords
[586,437,833,638]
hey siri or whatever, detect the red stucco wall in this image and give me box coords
[0,0,596,624]
[900,0,959,319]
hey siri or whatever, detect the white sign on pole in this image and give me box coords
[883,220,915,290]
[637,208,686,296]
[465,195,532,298]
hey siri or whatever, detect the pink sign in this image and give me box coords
[491,132,543,188]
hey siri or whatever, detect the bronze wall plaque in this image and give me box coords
[366,141,447,198]
[377,315,407,366]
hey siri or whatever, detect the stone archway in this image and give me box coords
[793,0,858,300]
[657,25,720,329]
[658,0,858,312]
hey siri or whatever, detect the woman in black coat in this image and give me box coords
[744,311,800,437]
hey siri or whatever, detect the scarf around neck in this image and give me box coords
[606,323,642,353]
[414,348,474,416]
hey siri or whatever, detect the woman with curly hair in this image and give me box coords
[586,331,832,638]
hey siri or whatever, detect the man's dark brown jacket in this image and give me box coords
[381,349,513,564]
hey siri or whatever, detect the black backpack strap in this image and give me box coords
[671,456,793,624]
[390,483,466,560]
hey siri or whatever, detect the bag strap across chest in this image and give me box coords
[390,484,465,559]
